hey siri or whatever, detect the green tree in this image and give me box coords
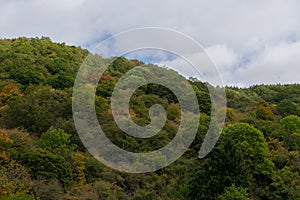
[36,127,76,154]
[2,86,71,134]
[21,149,73,187]
[277,99,300,117]
[280,115,300,150]
[266,166,300,200]
[83,155,104,183]
[93,180,129,200]
[0,83,22,107]
[0,131,13,165]
[0,193,35,200]
[226,107,236,122]
[0,129,33,162]
[96,72,116,98]
[132,190,156,200]
[192,85,211,115]
[189,123,274,200]
[256,102,275,121]
[217,184,250,200]
[280,115,300,133]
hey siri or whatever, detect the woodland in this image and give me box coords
[0,37,299,199]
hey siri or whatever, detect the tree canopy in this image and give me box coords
[0,37,299,199]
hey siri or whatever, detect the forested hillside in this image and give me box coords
[0,37,299,200]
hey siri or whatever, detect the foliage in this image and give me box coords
[71,152,86,184]
[32,179,64,200]
[0,193,35,200]
[83,154,104,183]
[0,37,299,199]
[256,101,275,121]
[0,37,88,89]
[0,162,32,197]
[132,190,156,200]
[225,107,236,122]
[21,149,73,187]
[217,184,250,200]
[0,131,13,165]
[36,127,76,154]
[2,86,72,134]
[0,83,22,107]
[64,183,98,200]
[280,115,300,132]
[276,99,300,116]
[0,129,33,168]
[280,115,300,150]
[93,180,129,199]
[189,123,274,200]
[266,166,300,200]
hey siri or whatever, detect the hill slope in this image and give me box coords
[0,37,299,200]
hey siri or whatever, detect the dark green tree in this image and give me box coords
[189,123,274,200]
[21,149,73,187]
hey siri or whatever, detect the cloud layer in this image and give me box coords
[1,0,300,86]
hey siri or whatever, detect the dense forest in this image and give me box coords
[0,37,299,200]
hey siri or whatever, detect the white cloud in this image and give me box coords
[232,41,300,87]
[155,41,300,87]
[205,45,240,70]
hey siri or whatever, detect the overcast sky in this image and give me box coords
[1,0,300,87]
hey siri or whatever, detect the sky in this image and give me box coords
[1,0,300,87]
